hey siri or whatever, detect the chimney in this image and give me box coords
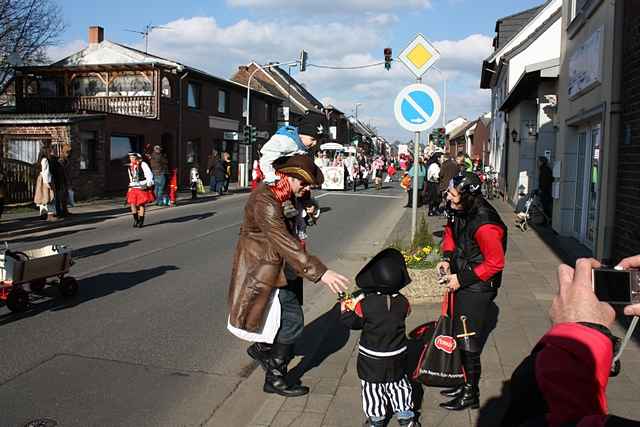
[88,26,104,45]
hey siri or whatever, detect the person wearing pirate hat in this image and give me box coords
[340,248,419,427]
[436,172,507,410]
[228,154,349,398]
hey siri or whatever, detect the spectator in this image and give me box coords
[150,145,169,206]
[456,151,473,173]
[223,152,232,193]
[405,158,426,208]
[34,146,57,221]
[190,166,200,199]
[538,156,553,219]
[206,150,219,191]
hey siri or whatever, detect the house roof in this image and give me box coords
[449,121,474,141]
[230,63,324,116]
[0,112,106,124]
[494,3,547,50]
[481,0,561,89]
[19,39,283,101]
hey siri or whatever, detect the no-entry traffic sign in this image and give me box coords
[394,84,442,132]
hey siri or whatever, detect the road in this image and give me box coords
[0,184,406,427]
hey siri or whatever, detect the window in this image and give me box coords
[109,72,153,96]
[4,139,43,163]
[242,97,247,118]
[110,136,133,161]
[571,0,589,21]
[72,75,106,97]
[80,131,97,170]
[187,83,201,108]
[186,139,199,164]
[217,89,229,114]
[161,77,171,98]
[264,102,271,122]
[23,77,61,97]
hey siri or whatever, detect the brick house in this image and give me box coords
[614,0,640,259]
[0,26,283,202]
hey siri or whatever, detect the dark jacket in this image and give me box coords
[213,159,227,180]
[341,292,410,382]
[539,164,553,195]
[445,200,507,292]
[227,184,327,332]
[149,152,168,175]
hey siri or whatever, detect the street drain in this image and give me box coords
[24,420,57,427]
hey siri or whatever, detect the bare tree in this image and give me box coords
[0,0,65,89]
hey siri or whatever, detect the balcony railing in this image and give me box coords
[19,96,157,118]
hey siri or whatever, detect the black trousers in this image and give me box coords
[452,288,497,352]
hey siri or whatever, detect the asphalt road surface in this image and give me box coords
[0,184,406,427]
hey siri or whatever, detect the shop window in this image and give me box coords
[218,89,229,114]
[72,75,106,97]
[187,82,201,109]
[264,102,271,122]
[161,77,172,98]
[80,131,97,170]
[109,72,153,96]
[3,138,44,163]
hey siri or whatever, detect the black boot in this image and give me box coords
[247,342,272,372]
[132,213,139,228]
[263,342,309,397]
[440,384,465,398]
[440,351,481,411]
[137,214,145,228]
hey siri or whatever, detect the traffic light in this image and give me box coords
[437,127,446,147]
[300,50,308,72]
[242,125,251,144]
[250,125,257,145]
[384,48,392,71]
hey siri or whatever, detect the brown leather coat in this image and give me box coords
[228,184,327,332]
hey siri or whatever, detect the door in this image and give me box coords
[573,125,601,249]
[585,126,601,247]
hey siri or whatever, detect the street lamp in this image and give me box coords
[428,66,447,128]
[354,103,363,122]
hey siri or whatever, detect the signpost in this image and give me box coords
[394,34,442,241]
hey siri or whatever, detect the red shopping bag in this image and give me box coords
[412,290,465,387]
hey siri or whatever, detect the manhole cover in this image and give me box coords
[24,419,58,427]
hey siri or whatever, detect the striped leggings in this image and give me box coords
[361,376,414,421]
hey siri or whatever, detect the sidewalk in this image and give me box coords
[221,199,640,427]
[1,183,248,237]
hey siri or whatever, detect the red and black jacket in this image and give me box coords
[442,199,507,291]
[503,323,640,427]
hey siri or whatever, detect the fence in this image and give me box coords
[20,96,156,118]
[0,158,37,204]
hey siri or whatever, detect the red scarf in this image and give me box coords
[268,172,292,203]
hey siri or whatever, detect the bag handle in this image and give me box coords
[441,289,455,317]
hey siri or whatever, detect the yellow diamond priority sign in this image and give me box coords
[399,34,440,78]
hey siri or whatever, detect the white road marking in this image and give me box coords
[318,192,403,199]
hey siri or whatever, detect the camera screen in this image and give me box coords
[594,270,631,303]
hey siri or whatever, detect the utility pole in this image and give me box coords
[411,77,422,242]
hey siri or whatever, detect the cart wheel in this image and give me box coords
[6,288,29,312]
[59,277,79,297]
[29,279,46,293]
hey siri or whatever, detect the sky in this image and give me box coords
[50,0,545,142]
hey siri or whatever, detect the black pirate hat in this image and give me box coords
[356,248,411,293]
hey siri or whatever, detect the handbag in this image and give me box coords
[196,179,206,194]
[412,290,465,387]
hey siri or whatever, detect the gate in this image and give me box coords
[0,157,38,203]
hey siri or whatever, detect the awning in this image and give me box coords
[499,58,559,112]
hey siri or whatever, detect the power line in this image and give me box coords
[307,61,387,70]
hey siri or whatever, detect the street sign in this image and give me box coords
[398,33,440,78]
[394,84,442,132]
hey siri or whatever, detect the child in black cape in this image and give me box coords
[340,248,418,427]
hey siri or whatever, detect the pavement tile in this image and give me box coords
[250,395,286,426]
[296,412,326,427]
[280,395,309,413]
[305,393,334,414]
[271,411,303,427]
[310,378,340,395]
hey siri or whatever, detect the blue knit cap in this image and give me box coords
[275,125,306,152]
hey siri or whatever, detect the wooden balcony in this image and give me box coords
[19,96,157,118]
